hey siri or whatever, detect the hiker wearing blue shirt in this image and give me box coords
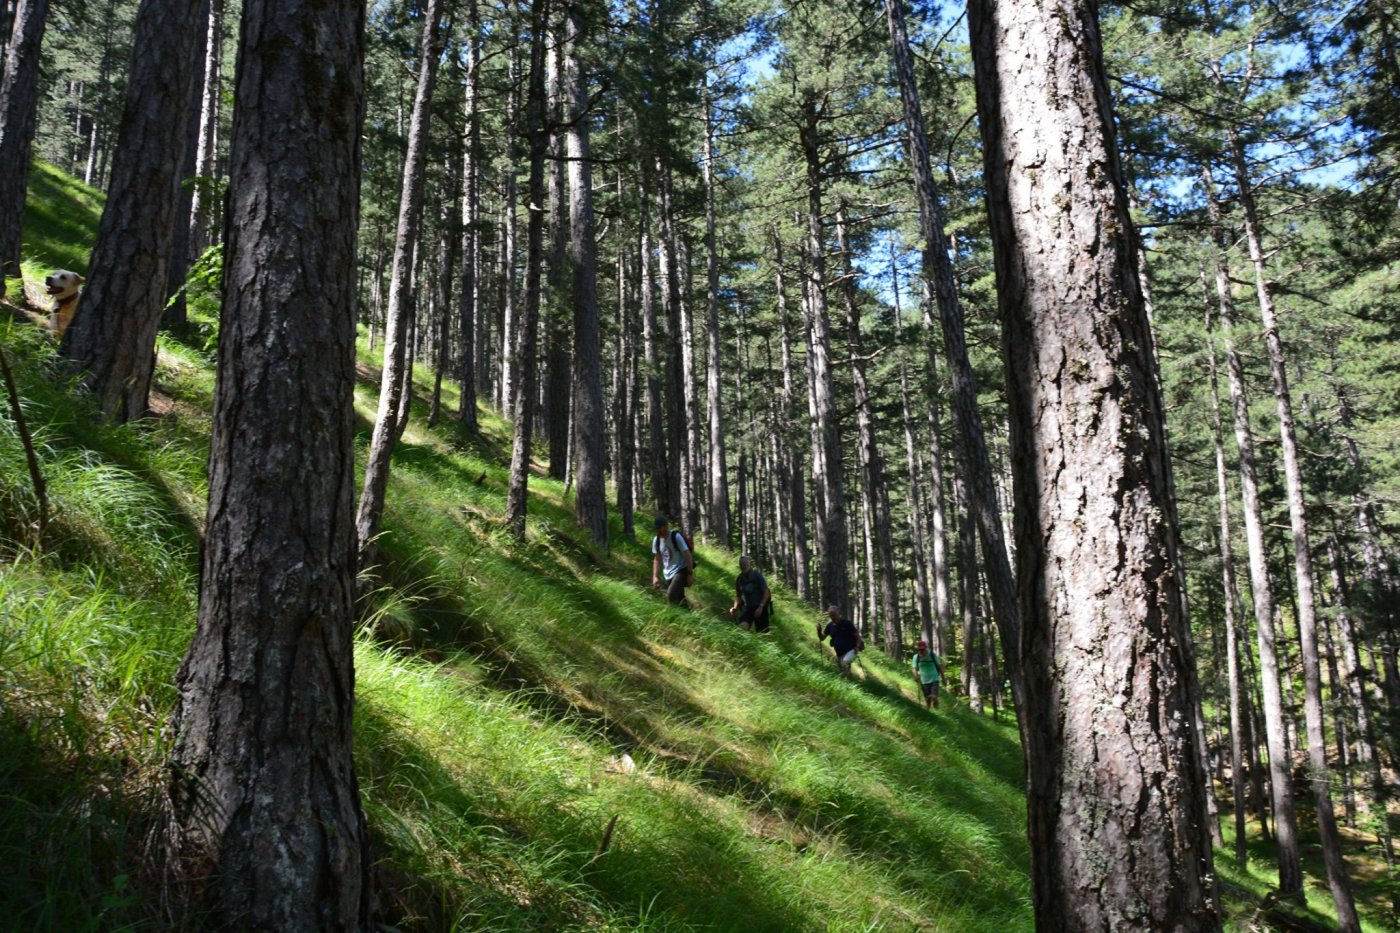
[817,605,862,676]
[911,639,945,710]
[651,516,692,606]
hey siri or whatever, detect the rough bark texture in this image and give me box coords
[798,103,849,612]
[773,234,811,600]
[564,0,607,547]
[457,0,481,431]
[59,0,204,420]
[504,0,549,540]
[1206,305,1249,867]
[836,204,900,657]
[885,0,1020,688]
[166,0,369,925]
[1203,166,1304,895]
[702,85,731,547]
[0,0,50,291]
[355,0,445,570]
[1230,138,1359,929]
[967,0,1219,924]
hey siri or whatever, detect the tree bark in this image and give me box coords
[187,0,222,261]
[966,0,1219,923]
[563,0,606,547]
[884,0,1020,691]
[798,102,849,612]
[1229,135,1360,929]
[457,1,481,431]
[1206,298,1249,867]
[836,203,900,657]
[504,0,549,540]
[544,25,571,480]
[701,81,732,547]
[59,0,205,421]
[166,0,369,925]
[773,232,811,600]
[355,0,446,571]
[891,252,935,649]
[0,0,49,292]
[1203,165,1302,894]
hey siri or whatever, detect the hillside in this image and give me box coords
[0,163,1388,931]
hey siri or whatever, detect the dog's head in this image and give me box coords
[45,270,85,302]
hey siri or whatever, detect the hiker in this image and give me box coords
[651,516,692,606]
[729,555,771,632]
[816,605,861,676]
[911,639,945,710]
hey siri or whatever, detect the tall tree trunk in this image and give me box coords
[892,251,935,649]
[1206,300,1249,867]
[701,82,732,546]
[885,0,1020,692]
[59,0,205,421]
[355,0,445,571]
[798,102,849,612]
[504,0,549,539]
[187,0,222,260]
[499,49,520,417]
[773,233,811,600]
[836,203,900,658]
[0,0,49,292]
[167,0,369,924]
[564,0,606,547]
[162,0,209,332]
[1229,136,1359,929]
[456,1,481,431]
[427,191,456,428]
[967,0,1219,923]
[544,26,571,480]
[1203,165,1302,894]
[655,164,685,521]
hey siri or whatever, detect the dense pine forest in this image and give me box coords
[1,0,1397,927]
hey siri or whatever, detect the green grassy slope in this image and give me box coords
[1,163,1390,931]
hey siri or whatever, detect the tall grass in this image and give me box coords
[3,161,1392,931]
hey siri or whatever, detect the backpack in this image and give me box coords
[655,529,695,585]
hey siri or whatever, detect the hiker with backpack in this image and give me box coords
[910,640,945,710]
[651,516,693,606]
[817,605,862,676]
[728,555,771,632]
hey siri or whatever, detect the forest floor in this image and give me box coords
[0,160,1393,931]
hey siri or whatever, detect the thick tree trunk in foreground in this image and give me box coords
[167,0,369,925]
[967,0,1219,924]
[1231,137,1359,929]
[504,0,549,540]
[60,0,204,421]
[885,0,1020,691]
[564,0,606,547]
[1203,166,1304,896]
[355,0,445,571]
[0,0,50,291]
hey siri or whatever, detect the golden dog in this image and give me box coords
[45,270,84,338]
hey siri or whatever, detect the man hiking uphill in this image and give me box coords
[817,606,862,676]
[911,640,945,710]
[651,516,693,606]
[729,555,771,632]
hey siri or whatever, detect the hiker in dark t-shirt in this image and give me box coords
[817,605,861,676]
[729,555,771,632]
